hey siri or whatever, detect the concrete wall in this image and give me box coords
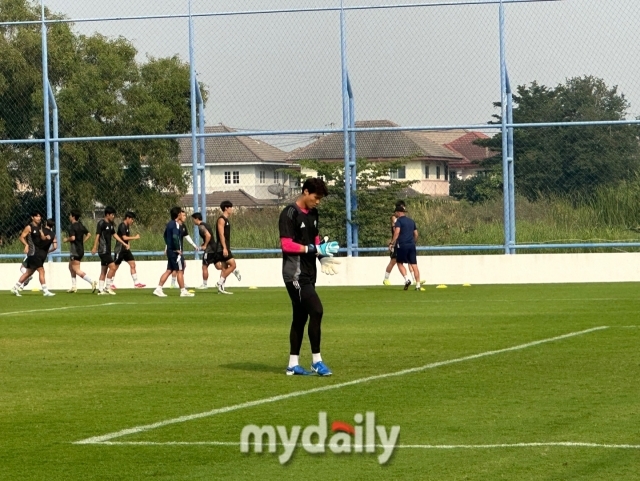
[2,253,639,291]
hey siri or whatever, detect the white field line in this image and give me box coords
[90,441,640,449]
[0,302,136,317]
[74,326,608,445]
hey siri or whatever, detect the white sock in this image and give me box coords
[404,276,411,283]
[132,274,138,283]
[410,271,416,282]
[71,277,77,287]
[181,288,188,294]
[156,286,163,291]
[14,282,21,290]
[99,280,105,290]
[312,353,322,364]
[217,278,224,286]
[171,277,177,286]
[416,281,421,288]
[42,284,48,292]
[384,272,390,280]
[288,355,299,368]
[202,280,208,286]
[106,278,113,289]
[82,275,93,284]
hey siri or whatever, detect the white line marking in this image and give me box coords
[87,441,640,449]
[0,302,135,317]
[74,326,608,445]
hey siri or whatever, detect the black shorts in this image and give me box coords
[167,253,185,272]
[99,253,114,267]
[25,255,45,270]
[396,246,417,265]
[213,251,233,265]
[202,252,216,266]
[115,250,135,266]
[390,246,397,259]
[70,254,84,262]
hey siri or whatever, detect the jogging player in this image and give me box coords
[191,212,215,289]
[11,215,57,296]
[63,209,96,293]
[153,207,194,297]
[383,200,417,285]
[112,212,145,288]
[389,204,423,291]
[170,217,198,288]
[91,206,128,295]
[279,178,340,376]
[213,200,241,295]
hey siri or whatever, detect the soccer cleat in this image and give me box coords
[134,283,146,288]
[107,288,116,296]
[43,291,55,297]
[153,288,167,297]
[197,284,209,289]
[97,289,110,296]
[403,279,411,290]
[180,290,195,297]
[11,287,21,297]
[67,287,77,293]
[311,361,332,376]
[91,281,98,293]
[416,286,426,292]
[217,284,233,295]
[383,279,391,286]
[110,284,117,290]
[286,365,311,376]
[233,269,241,281]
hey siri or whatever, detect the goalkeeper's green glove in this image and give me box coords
[319,257,341,275]
[307,239,340,257]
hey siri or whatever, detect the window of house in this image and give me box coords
[436,165,441,180]
[233,171,240,184]
[444,164,449,181]
[274,171,280,183]
[424,164,430,179]
[259,171,265,184]
[224,171,231,184]
[390,166,406,179]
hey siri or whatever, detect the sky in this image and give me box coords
[41,0,640,150]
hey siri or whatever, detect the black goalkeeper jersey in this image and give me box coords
[279,203,319,284]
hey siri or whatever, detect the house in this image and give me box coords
[286,120,464,196]
[177,125,294,206]
[421,129,494,180]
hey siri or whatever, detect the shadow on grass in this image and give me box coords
[220,362,283,374]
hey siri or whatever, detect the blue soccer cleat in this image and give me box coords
[311,361,333,376]
[286,365,311,376]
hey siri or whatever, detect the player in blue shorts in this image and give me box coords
[389,204,423,291]
[153,207,194,297]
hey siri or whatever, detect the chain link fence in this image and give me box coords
[1,0,640,260]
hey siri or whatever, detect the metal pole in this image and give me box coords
[196,84,207,219]
[506,73,516,253]
[347,76,358,256]
[41,1,52,220]
[48,82,62,261]
[499,1,510,254]
[188,0,200,250]
[340,0,352,256]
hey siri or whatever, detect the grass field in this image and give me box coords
[1,284,639,480]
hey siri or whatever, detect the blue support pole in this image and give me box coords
[506,72,516,253]
[188,0,200,251]
[499,1,511,254]
[340,0,353,256]
[196,83,207,219]
[41,1,52,220]
[347,76,358,256]
[48,82,62,261]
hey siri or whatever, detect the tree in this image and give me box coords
[478,76,640,201]
[0,0,205,236]
[283,158,419,248]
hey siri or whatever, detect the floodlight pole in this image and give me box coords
[340,0,353,256]
[347,76,358,255]
[41,1,52,221]
[48,82,62,262]
[188,0,201,253]
[196,83,207,218]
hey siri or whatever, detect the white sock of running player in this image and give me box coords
[99,280,105,290]
[288,355,299,368]
[404,276,411,283]
[132,274,138,283]
[217,278,224,287]
[202,280,208,286]
[82,275,93,284]
[384,272,390,280]
[410,271,416,282]
[312,353,323,364]
[181,287,188,294]
[71,277,77,287]
[106,278,113,289]
[416,281,421,288]
[14,282,21,290]
[171,277,177,286]
[42,284,48,292]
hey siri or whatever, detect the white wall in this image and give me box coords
[2,253,639,291]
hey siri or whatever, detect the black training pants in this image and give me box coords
[285,281,323,355]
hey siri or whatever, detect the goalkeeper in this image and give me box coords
[279,177,339,377]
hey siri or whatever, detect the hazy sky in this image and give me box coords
[42,0,640,150]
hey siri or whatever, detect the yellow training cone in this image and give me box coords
[436,284,448,289]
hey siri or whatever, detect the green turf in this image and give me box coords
[1,284,639,480]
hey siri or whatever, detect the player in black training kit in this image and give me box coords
[169,216,198,288]
[279,178,340,376]
[213,200,241,295]
[91,206,128,295]
[112,212,146,289]
[191,212,216,289]
[63,209,96,293]
[11,214,57,297]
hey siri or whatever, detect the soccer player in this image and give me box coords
[279,178,340,376]
[91,206,128,295]
[213,200,241,295]
[112,211,146,288]
[63,209,96,293]
[191,212,215,289]
[169,217,199,288]
[153,207,194,297]
[383,201,417,285]
[11,214,57,297]
[389,204,424,291]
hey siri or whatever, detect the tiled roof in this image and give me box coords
[180,190,278,208]
[178,125,288,164]
[286,120,463,162]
